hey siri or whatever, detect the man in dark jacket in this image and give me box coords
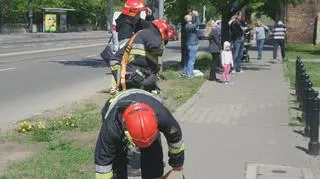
[230,11,247,73]
[95,89,185,179]
[208,22,222,81]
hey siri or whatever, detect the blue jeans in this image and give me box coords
[256,39,265,59]
[232,39,244,71]
[184,44,198,77]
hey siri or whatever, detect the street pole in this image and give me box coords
[159,0,164,18]
[109,0,114,32]
[203,5,206,23]
[28,0,33,33]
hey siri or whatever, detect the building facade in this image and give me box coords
[286,0,320,43]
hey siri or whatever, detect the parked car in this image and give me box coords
[168,25,178,41]
[198,24,207,40]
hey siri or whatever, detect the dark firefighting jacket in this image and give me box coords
[116,13,154,47]
[110,24,164,91]
[94,89,185,179]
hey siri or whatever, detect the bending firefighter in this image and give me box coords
[94,89,185,179]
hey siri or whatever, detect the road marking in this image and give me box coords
[23,44,36,47]
[0,67,16,72]
[0,45,15,49]
[86,55,98,58]
[0,43,106,57]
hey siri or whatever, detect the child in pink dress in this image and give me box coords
[221,41,234,84]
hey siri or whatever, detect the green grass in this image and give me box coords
[2,144,94,179]
[286,43,320,60]
[284,61,320,87]
[0,53,211,179]
[161,52,210,112]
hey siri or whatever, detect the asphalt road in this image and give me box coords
[0,36,192,132]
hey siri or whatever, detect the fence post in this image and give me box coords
[297,66,305,102]
[304,84,314,137]
[295,56,301,94]
[308,91,319,156]
[299,72,308,108]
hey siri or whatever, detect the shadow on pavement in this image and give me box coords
[293,130,306,137]
[50,58,108,68]
[242,62,271,71]
[295,146,309,154]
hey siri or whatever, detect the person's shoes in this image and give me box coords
[236,69,244,73]
[186,75,194,79]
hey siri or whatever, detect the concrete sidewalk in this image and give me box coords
[170,50,320,179]
[0,31,109,44]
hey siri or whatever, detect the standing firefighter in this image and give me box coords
[94,89,185,179]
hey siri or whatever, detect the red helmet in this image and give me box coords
[123,103,158,148]
[122,0,146,17]
[152,19,170,42]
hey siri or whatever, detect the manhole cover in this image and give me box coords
[245,163,315,179]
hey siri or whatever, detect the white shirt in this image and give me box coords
[221,50,234,66]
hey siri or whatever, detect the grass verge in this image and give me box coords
[284,60,320,87]
[286,43,320,60]
[0,52,211,179]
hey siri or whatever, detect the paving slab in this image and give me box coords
[170,49,320,179]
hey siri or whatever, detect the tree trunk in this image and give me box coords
[180,0,188,65]
[221,13,232,45]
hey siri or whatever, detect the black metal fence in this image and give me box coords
[295,56,320,156]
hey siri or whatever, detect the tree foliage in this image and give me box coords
[257,0,305,21]
[0,0,127,26]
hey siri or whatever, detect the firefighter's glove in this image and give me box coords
[168,151,184,168]
[110,64,120,71]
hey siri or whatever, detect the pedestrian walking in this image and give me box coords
[254,21,269,60]
[272,20,287,62]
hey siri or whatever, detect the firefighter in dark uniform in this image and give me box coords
[101,0,154,95]
[112,18,170,94]
[116,0,154,43]
[108,0,154,67]
[94,89,185,179]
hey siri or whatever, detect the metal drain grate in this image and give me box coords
[245,163,315,179]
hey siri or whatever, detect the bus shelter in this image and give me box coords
[42,8,75,33]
